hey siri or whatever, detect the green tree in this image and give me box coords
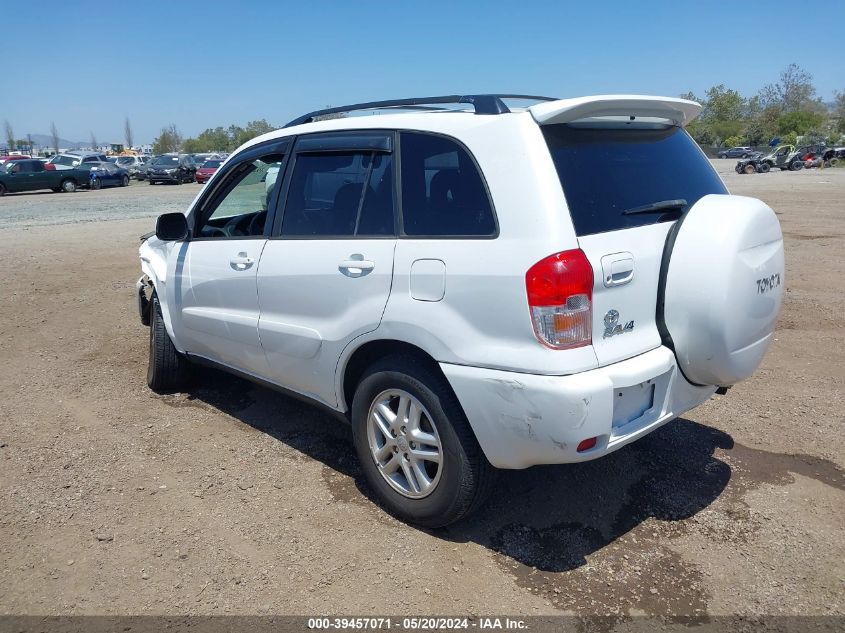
[701,84,745,121]
[776,110,824,136]
[724,135,744,148]
[230,119,276,149]
[4,120,14,150]
[834,90,845,133]
[758,64,818,113]
[153,124,182,154]
[50,122,60,154]
[125,117,134,150]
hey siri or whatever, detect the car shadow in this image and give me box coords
[179,365,733,573]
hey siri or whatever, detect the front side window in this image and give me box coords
[399,132,495,237]
[198,153,284,238]
[281,152,394,237]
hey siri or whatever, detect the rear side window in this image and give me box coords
[399,132,496,237]
[281,152,395,237]
[542,123,727,236]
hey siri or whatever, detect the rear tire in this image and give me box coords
[90,177,102,190]
[743,164,756,174]
[351,355,495,528]
[789,161,803,171]
[0,183,6,196]
[758,162,770,173]
[147,294,190,393]
[121,175,130,187]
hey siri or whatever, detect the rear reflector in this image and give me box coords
[526,249,593,349]
[577,437,597,452]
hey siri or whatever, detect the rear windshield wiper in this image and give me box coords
[621,199,688,216]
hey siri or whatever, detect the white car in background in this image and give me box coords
[137,94,784,527]
[49,151,109,170]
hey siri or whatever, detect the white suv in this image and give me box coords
[137,94,784,527]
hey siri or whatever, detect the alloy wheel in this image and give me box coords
[366,389,443,499]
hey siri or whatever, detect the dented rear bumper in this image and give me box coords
[440,346,715,469]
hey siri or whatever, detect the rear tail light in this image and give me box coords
[526,249,593,349]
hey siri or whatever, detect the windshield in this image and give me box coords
[202,160,222,168]
[152,156,180,165]
[542,123,727,236]
[117,156,134,164]
[51,155,81,167]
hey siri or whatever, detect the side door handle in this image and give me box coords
[230,252,255,271]
[339,255,375,277]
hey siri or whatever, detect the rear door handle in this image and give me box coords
[601,252,634,287]
[230,252,255,271]
[339,257,375,277]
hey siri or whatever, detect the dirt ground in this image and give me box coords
[0,165,842,625]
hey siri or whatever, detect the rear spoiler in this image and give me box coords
[528,95,702,127]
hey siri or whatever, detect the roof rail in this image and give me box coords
[283,94,558,128]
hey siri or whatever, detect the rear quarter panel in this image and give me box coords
[352,114,599,395]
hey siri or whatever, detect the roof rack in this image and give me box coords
[283,94,558,128]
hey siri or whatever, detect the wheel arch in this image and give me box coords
[339,338,453,414]
[139,240,183,350]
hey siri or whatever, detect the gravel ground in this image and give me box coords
[0,163,842,625]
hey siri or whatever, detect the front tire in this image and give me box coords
[0,183,6,196]
[147,295,190,393]
[351,356,494,528]
[61,179,77,193]
[121,175,130,187]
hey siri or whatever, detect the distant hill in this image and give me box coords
[26,133,87,150]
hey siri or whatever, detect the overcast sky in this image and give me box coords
[3,1,843,145]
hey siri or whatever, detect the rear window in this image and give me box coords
[542,123,727,236]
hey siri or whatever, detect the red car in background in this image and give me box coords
[0,154,31,165]
[194,158,222,184]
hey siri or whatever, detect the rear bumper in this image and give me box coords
[440,346,715,469]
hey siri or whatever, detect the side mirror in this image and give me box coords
[155,212,189,241]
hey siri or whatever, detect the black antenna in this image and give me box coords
[284,94,557,128]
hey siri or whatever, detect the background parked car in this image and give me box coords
[49,151,109,170]
[112,155,148,179]
[194,158,223,183]
[80,161,131,189]
[0,159,91,194]
[718,146,754,158]
[0,154,32,165]
[135,156,155,181]
[147,154,196,185]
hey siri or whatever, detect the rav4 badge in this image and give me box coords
[603,309,635,339]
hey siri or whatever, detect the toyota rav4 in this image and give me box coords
[137,94,784,527]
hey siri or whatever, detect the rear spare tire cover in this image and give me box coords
[663,194,784,386]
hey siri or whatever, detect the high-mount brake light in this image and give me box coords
[525,249,593,350]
